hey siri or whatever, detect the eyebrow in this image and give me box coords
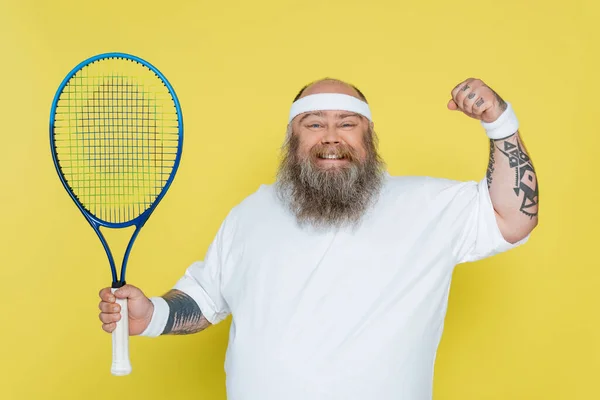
[298,111,362,123]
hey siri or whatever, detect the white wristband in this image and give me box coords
[481,102,519,140]
[138,296,170,337]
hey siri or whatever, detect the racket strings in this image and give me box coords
[53,58,180,224]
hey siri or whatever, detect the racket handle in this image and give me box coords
[111,288,132,376]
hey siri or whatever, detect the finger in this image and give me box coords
[453,84,473,111]
[451,78,472,99]
[99,301,121,313]
[447,99,459,110]
[99,287,115,303]
[471,96,487,116]
[463,90,479,115]
[113,284,143,300]
[102,322,116,333]
[475,93,495,116]
[99,311,121,324]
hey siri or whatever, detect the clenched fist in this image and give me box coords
[448,78,507,123]
[98,284,154,335]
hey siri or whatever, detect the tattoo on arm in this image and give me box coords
[486,139,495,189]
[490,135,539,218]
[162,290,210,335]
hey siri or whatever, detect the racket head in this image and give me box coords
[49,52,184,229]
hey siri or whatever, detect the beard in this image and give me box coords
[275,126,385,230]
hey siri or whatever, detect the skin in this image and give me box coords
[99,286,209,335]
[98,285,155,335]
[447,78,539,243]
[291,80,372,169]
[98,77,538,335]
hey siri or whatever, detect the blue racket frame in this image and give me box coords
[49,52,184,288]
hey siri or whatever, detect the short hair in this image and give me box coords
[292,78,369,103]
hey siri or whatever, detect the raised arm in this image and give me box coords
[485,129,538,242]
[448,78,539,243]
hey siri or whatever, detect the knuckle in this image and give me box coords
[101,288,114,302]
[123,283,135,291]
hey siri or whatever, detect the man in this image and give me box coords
[98,77,538,399]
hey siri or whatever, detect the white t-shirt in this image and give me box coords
[148,174,528,400]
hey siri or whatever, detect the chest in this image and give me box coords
[220,205,455,324]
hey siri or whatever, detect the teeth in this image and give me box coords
[320,154,343,159]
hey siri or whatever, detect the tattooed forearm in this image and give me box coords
[489,133,539,218]
[486,139,495,189]
[161,290,211,335]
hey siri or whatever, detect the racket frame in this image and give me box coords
[49,52,184,288]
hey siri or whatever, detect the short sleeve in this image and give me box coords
[454,177,529,264]
[172,216,234,324]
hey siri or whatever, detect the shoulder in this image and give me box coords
[373,174,490,238]
[383,173,476,195]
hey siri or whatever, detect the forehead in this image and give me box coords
[300,81,361,99]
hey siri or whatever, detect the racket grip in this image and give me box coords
[111,288,132,376]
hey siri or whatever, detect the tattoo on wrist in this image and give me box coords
[161,290,210,335]
[493,136,539,218]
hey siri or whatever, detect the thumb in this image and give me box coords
[447,99,459,110]
[113,284,144,300]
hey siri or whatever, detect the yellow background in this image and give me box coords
[1,0,598,398]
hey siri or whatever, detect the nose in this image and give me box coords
[321,125,341,145]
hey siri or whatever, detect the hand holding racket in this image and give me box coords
[50,53,183,376]
[98,285,153,335]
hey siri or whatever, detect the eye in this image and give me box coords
[341,122,357,128]
[306,123,322,129]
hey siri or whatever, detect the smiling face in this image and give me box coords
[291,80,371,170]
[293,110,369,170]
[276,79,385,229]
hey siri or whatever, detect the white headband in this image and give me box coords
[288,93,372,123]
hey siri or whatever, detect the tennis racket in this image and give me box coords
[49,53,183,376]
